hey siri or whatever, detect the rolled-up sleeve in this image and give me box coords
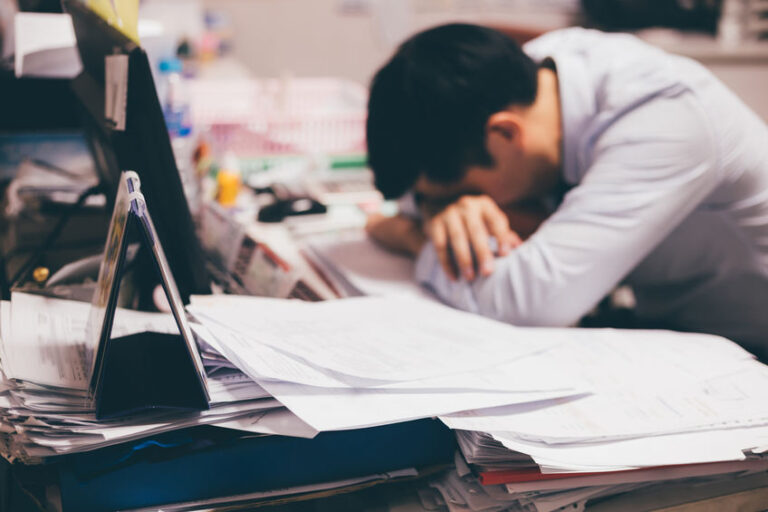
[415,94,721,326]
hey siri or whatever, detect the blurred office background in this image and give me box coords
[2,0,767,117]
[195,0,768,118]
[6,0,766,113]
[1,0,767,287]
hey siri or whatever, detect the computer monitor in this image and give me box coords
[63,0,210,302]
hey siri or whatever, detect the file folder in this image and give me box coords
[58,420,457,512]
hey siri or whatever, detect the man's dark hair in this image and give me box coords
[367,23,539,199]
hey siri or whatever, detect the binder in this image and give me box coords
[87,171,209,419]
[58,420,457,512]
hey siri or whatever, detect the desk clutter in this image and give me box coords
[5,2,768,510]
[3,285,768,509]
[3,173,768,508]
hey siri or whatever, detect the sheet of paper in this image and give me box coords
[206,375,270,405]
[191,311,587,431]
[193,314,584,393]
[14,13,81,78]
[488,424,768,473]
[190,320,354,388]
[257,378,582,432]
[16,398,281,453]
[214,407,318,438]
[1,293,177,389]
[189,295,559,383]
[500,458,768,494]
[306,232,436,300]
[441,328,762,443]
[511,364,768,443]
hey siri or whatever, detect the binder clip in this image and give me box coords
[87,171,210,419]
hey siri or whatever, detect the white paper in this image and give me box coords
[489,424,768,473]
[214,407,318,438]
[189,295,558,383]
[441,328,762,443]
[1,293,178,389]
[257,378,581,432]
[14,13,81,78]
[191,319,353,388]
[306,232,436,299]
[501,458,768,493]
[193,314,584,393]
[15,398,281,453]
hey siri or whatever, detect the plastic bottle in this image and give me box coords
[216,152,242,207]
[158,57,200,214]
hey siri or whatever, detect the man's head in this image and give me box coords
[367,23,561,207]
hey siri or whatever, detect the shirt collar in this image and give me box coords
[548,53,597,185]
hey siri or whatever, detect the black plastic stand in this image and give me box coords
[95,332,210,419]
[89,171,210,420]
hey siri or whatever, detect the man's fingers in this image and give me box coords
[463,213,494,277]
[429,219,457,281]
[424,195,529,281]
[483,203,520,256]
[444,209,475,281]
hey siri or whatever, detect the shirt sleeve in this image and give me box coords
[415,94,721,326]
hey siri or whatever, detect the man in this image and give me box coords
[364,24,768,354]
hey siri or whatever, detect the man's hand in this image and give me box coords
[424,195,521,281]
[366,213,426,257]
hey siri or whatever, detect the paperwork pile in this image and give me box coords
[5,286,768,512]
[0,292,298,463]
[431,328,768,510]
[0,291,585,462]
[188,295,586,432]
[188,295,768,509]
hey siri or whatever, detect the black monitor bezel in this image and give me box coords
[64,0,210,302]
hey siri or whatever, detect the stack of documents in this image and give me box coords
[304,231,434,299]
[188,295,586,432]
[0,290,584,463]
[6,284,768,512]
[426,455,768,512]
[432,328,768,510]
[187,293,768,508]
[0,292,307,463]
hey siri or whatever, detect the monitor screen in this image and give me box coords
[64,0,210,302]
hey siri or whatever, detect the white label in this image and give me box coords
[104,53,128,131]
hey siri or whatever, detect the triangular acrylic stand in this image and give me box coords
[87,171,209,419]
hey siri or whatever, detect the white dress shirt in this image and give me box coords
[414,28,768,351]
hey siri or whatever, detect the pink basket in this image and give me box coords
[190,78,368,156]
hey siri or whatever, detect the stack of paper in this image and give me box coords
[186,289,768,508]
[304,231,434,299]
[0,291,585,463]
[188,295,588,432]
[427,450,768,512]
[434,328,768,510]
[0,293,308,463]
[6,285,768,512]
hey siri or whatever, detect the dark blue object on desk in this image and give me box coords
[58,420,456,511]
[258,197,328,223]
